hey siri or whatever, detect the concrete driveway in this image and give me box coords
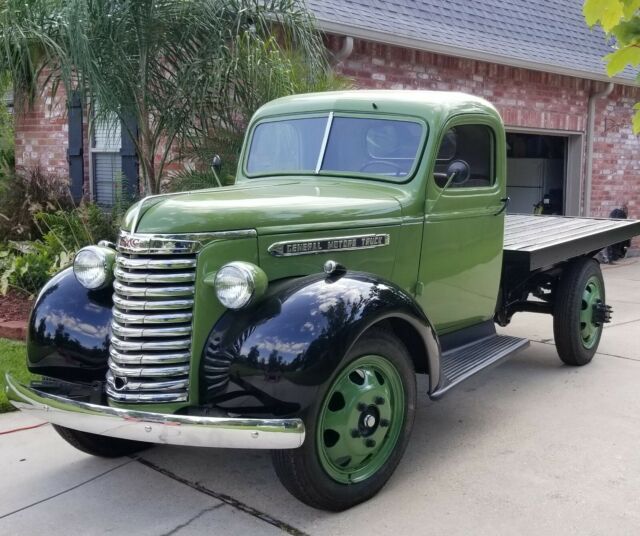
[1,259,639,535]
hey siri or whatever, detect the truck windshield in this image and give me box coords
[246,115,424,181]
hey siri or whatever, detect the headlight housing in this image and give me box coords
[73,245,116,290]
[214,261,267,309]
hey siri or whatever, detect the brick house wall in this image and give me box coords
[14,75,91,196]
[326,35,640,227]
[591,91,640,218]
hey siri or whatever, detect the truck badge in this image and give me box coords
[268,234,391,257]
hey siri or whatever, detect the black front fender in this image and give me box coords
[201,272,440,416]
[27,267,112,382]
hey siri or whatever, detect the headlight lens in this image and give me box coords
[214,262,267,309]
[73,246,115,290]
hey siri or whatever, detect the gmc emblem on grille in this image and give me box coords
[119,236,142,250]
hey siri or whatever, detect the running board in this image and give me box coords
[430,335,529,399]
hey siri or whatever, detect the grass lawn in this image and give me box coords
[0,338,35,413]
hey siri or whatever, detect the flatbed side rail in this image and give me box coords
[503,214,640,271]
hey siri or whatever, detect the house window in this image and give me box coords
[91,113,122,206]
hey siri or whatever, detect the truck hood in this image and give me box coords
[125,178,404,235]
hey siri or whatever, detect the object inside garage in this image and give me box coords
[506,132,568,216]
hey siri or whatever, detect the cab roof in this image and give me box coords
[252,90,502,126]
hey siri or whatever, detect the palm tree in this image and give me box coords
[0,0,334,194]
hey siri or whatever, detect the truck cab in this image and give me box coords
[7,90,640,511]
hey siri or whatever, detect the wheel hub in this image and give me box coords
[592,300,613,326]
[358,406,380,437]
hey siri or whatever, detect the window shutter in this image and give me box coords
[67,91,84,202]
[121,115,139,199]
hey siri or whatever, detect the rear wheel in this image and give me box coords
[53,425,149,458]
[553,258,607,366]
[272,328,416,511]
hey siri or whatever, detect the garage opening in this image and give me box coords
[505,131,582,216]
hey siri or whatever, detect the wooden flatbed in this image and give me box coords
[503,214,640,271]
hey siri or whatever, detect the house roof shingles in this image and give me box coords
[308,0,635,84]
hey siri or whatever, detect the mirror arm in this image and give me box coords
[428,171,458,213]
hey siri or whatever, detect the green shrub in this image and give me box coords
[36,203,118,251]
[4,243,54,294]
[0,166,73,241]
[1,203,118,296]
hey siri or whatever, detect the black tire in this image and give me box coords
[553,258,605,366]
[271,328,416,511]
[53,425,150,458]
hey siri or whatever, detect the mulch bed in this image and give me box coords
[0,290,33,324]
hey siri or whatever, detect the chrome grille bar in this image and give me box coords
[108,359,190,378]
[111,322,192,338]
[114,281,195,298]
[116,257,197,270]
[109,347,191,365]
[113,295,194,311]
[114,267,195,284]
[110,335,191,352]
[112,309,193,325]
[106,372,189,403]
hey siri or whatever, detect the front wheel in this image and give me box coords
[272,328,416,511]
[553,258,608,366]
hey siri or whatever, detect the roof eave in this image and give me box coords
[316,19,636,87]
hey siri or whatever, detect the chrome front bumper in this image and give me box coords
[5,374,305,449]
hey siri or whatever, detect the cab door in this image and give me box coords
[417,116,506,334]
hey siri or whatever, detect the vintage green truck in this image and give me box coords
[6,90,640,511]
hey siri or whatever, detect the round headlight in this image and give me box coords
[73,246,115,290]
[214,262,267,309]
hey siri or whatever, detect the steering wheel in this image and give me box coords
[359,160,404,176]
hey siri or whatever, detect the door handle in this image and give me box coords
[494,197,510,216]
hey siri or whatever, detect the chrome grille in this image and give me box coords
[106,228,257,404]
[108,249,196,403]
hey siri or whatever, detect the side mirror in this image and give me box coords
[433,159,471,189]
[211,154,222,174]
[446,159,471,186]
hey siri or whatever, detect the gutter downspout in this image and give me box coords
[331,35,354,64]
[584,82,614,216]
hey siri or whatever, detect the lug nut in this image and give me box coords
[365,439,376,448]
[374,396,385,405]
[379,419,389,427]
[350,429,360,438]
[357,402,367,411]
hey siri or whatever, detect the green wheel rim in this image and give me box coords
[316,354,405,484]
[579,275,603,349]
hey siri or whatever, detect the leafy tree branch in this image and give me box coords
[584,0,640,132]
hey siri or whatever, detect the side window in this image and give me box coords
[433,124,494,189]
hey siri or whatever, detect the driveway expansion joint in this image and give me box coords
[530,339,640,362]
[0,459,134,520]
[134,456,308,536]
